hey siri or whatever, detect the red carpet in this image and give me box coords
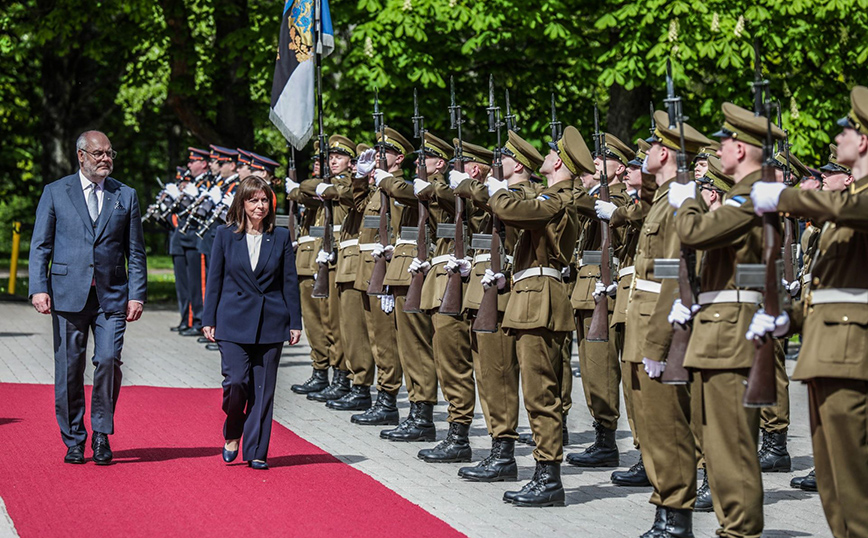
[0,383,464,538]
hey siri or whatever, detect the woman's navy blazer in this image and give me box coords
[203,224,302,344]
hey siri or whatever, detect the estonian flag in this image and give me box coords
[269,0,334,150]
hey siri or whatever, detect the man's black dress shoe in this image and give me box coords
[170,325,188,332]
[206,343,220,351]
[179,327,204,337]
[92,432,113,465]
[249,460,269,470]
[197,336,210,344]
[223,444,238,463]
[64,444,85,464]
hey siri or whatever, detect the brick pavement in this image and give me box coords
[0,301,831,537]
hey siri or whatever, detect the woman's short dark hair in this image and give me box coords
[226,176,275,234]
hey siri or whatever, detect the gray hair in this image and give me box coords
[75,130,107,152]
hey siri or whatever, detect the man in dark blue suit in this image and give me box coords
[29,130,147,465]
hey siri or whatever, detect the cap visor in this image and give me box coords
[548,141,558,151]
[711,129,730,139]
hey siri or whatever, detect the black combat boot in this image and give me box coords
[694,465,713,512]
[383,402,436,442]
[640,507,695,538]
[791,468,817,492]
[352,391,399,425]
[326,384,372,410]
[611,457,651,487]
[291,368,330,395]
[566,421,619,467]
[418,422,472,463]
[517,432,535,445]
[758,429,792,472]
[562,414,570,446]
[506,461,565,507]
[307,369,351,402]
[459,437,518,482]
[380,402,416,439]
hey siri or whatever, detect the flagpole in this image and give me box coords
[311,0,333,298]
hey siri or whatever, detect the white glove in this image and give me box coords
[593,281,618,299]
[373,169,391,187]
[449,170,471,189]
[222,192,235,206]
[486,177,508,197]
[413,178,431,196]
[783,278,801,298]
[315,249,335,266]
[481,268,506,290]
[595,200,617,221]
[355,148,377,177]
[292,241,299,251]
[315,183,330,197]
[445,255,472,277]
[408,257,431,275]
[183,183,199,197]
[561,266,571,280]
[746,309,790,341]
[751,182,787,215]
[667,299,701,326]
[285,178,300,194]
[668,181,696,209]
[380,294,395,314]
[371,243,394,260]
[208,185,223,204]
[642,357,666,379]
[164,183,181,199]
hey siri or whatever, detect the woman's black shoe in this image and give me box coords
[223,441,239,463]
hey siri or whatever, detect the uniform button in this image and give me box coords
[813,278,820,285]
[843,316,849,322]
[714,312,720,318]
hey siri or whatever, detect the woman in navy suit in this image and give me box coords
[203,176,302,470]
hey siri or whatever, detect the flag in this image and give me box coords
[269,0,334,150]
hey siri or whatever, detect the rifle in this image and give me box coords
[550,93,563,142]
[473,75,505,333]
[743,40,780,407]
[777,104,798,285]
[586,104,614,342]
[311,0,333,298]
[286,145,298,245]
[403,88,430,313]
[367,88,391,296]
[439,76,467,315]
[660,59,697,385]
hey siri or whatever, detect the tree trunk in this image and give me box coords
[607,83,652,147]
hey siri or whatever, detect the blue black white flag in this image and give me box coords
[269,0,334,150]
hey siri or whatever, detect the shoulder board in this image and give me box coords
[537,194,551,200]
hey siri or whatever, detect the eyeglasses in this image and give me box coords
[81,149,117,160]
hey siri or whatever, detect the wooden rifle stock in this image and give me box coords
[403,153,429,313]
[472,162,503,333]
[439,159,466,315]
[366,138,391,296]
[312,140,332,298]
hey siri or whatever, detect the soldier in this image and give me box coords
[286,141,334,395]
[489,125,593,507]
[597,139,652,487]
[351,128,414,426]
[372,134,446,443]
[413,134,487,463]
[173,147,212,338]
[693,141,720,180]
[666,102,785,538]
[453,131,542,481]
[567,133,634,469]
[748,85,868,538]
[168,165,192,333]
[299,135,355,403]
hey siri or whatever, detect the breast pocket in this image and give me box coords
[818,306,868,364]
[641,222,661,257]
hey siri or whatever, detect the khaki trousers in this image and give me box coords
[393,287,436,403]
[325,269,345,370]
[576,309,621,430]
[432,312,474,424]
[630,363,696,508]
[362,294,402,395]
[471,320,519,439]
[338,283,375,386]
[808,378,868,538]
[515,329,568,463]
[616,324,639,449]
[695,369,763,538]
[299,276,329,371]
[561,332,573,415]
[760,341,790,433]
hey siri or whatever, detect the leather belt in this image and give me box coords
[338,239,359,250]
[800,272,812,285]
[810,288,868,304]
[697,290,762,305]
[431,254,452,266]
[395,239,417,247]
[633,278,662,294]
[512,267,562,283]
[359,243,379,251]
[298,235,316,244]
[472,253,514,265]
[618,266,635,278]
